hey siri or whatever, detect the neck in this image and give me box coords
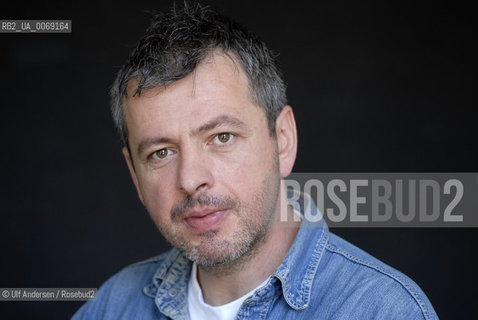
[196,190,301,306]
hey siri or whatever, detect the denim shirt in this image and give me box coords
[73,202,438,319]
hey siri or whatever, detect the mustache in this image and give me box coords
[170,192,239,221]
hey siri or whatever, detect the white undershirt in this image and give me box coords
[188,262,270,320]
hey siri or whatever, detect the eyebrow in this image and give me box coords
[137,136,174,156]
[136,114,248,156]
[192,114,248,136]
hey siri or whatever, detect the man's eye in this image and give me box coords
[152,148,169,159]
[214,133,233,144]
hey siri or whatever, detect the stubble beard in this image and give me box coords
[156,169,280,276]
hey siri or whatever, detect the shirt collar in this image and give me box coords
[272,191,329,310]
[144,249,192,319]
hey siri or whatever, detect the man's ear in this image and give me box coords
[275,105,298,178]
[122,147,145,204]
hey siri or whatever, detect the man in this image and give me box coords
[73,3,438,319]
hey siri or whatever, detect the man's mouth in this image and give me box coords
[184,208,229,231]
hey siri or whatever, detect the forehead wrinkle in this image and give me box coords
[190,68,198,98]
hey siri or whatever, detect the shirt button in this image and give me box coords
[168,288,177,297]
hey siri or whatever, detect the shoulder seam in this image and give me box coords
[325,243,432,320]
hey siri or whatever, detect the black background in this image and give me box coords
[1,0,476,319]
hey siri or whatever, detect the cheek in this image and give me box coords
[214,138,277,193]
[233,136,276,174]
[137,169,177,223]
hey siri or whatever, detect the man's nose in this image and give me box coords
[176,145,214,196]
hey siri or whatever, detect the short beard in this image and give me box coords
[157,170,280,276]
[181,198,274,276]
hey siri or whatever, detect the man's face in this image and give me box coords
[123,53,284,267]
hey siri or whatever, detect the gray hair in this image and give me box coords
[110,2,287,145]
